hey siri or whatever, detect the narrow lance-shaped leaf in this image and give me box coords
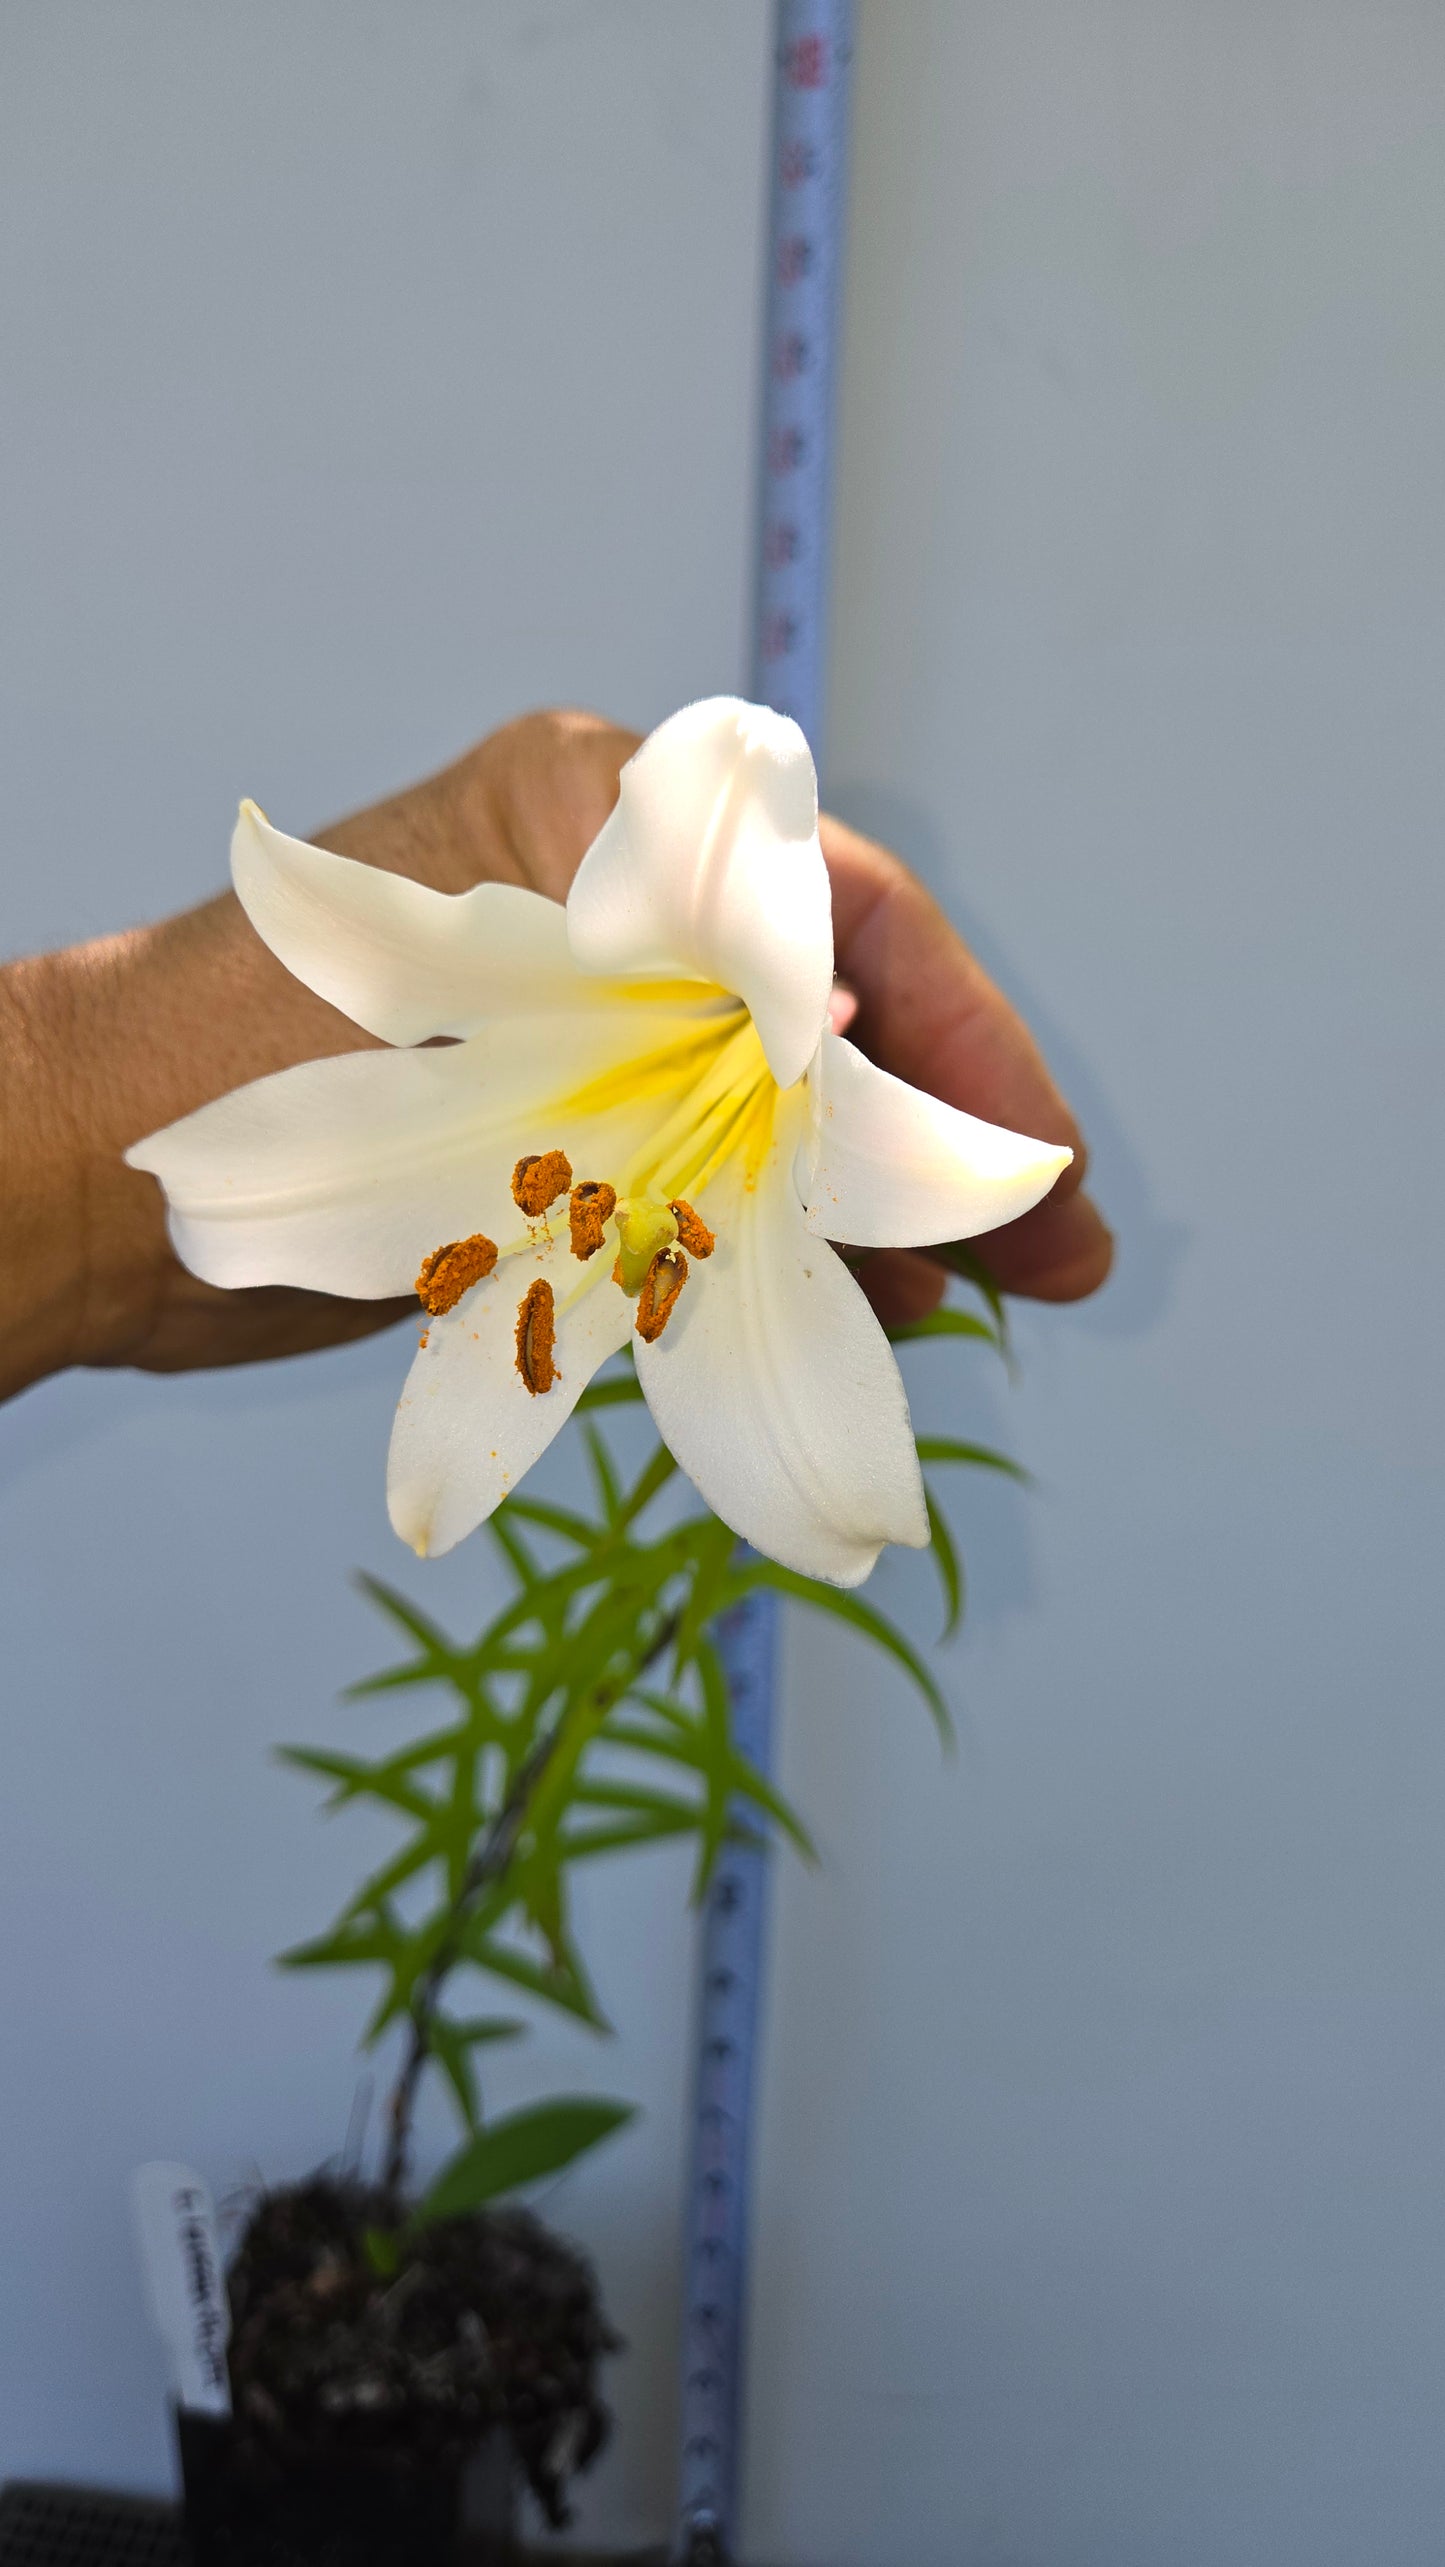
[414,2098,637,2227]
[429,2014,527,2133]
[273,1745,443,1826]
[354,1572,460,1660]
[583,1423,625,1530]
[915,1436,1028,1482]
[924,1482,964,1641]
[575,1371,648,1412]
[458,1925,612,2032]
[487,1509,542,1587]
[887,1308,998,1351]
[927,1242,1011,1348]
[731,1560,953,1745]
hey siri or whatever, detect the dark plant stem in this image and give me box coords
[378,1607,680,2217]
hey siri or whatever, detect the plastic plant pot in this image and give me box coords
[174,2408,516,2567]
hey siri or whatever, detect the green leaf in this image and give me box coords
[275,1913,410,1973]
[575,1362,646,1413]
[727,1746,817,1863]
[502,1494,605,1550]
[575,1372,647,1411]
[927,1242,1010,1342]
[459,1928,611,2030]
[914,1436,1028,1482]
[887,1308,998,1350]
[273,1746,442,1826]
[344,1657,451,1702]
[734,1562,953,1745]
[363,2225,401,2278]
[488,1510,542,1587]
[334,1825,455,1925]
[619,1684,815,1871]
[667,1512,738,1681]
[924,1483,964,1640]
[414,2097,636,2225]
[354,1574,461,1662]
[572,1779,704,1818]
[618,1439,679,1529]
[429,2014,526,2132]
[446,2014,528,2046]
[583,1425,624,1529]
[559,1809,703,1861]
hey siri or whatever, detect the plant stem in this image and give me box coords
[378,1607,680,2216]
[378,1726,555,2212]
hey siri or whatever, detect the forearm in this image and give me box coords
[0,896,374,1399]
[0,718,639,1402]
[0,949,90,1397]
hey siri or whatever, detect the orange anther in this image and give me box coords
[635,1248,689,1344]
[569,1179,617,1261]
[515,1277,559,1393]
[415,1232,498,1316]
[512,1149,573,1218]
[669,1198,715,1258]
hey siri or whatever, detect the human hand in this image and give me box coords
[0,709,1109,1398]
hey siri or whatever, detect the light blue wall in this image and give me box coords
[1,8,1442,2565]
[0,3,768,2548]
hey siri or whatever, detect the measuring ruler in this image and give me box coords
[676,10,856,2561]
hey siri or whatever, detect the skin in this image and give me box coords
[0,710,1112,1407]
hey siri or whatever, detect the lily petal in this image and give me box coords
[124,1012,690,1296]
[566,697,833,1090]
[799,1030,1073,1248]
[387,1268,635,1557]
[635,1092,928,1587]
[232,800,594,1043]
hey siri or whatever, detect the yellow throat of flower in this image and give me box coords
[413,1004,779,1386]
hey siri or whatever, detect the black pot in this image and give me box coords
[174,2408,516,2567]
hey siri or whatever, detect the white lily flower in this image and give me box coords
[127,699,1070,1587]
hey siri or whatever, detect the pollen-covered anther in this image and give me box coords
[511,1149,573,1219]
[515,1277,559,1395]
[415,1231,498,1316]
[635,1248,689,1344]
[669,1197,715,1258]
[568,1180,617,1262]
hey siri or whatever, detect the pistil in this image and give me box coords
[612,1196,680,1296]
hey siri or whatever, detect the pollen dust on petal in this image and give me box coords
[515,1277,559,1393]
[569,1179,617,1261]
[512,1149,573,1218]
[669,1197,715,1258]
[415,1231,498,1315]
[635,1248,689,1344]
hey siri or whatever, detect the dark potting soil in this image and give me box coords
[224,2178,620,2529]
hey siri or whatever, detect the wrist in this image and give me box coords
[0,949,97,1394]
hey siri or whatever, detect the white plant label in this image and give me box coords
[131,2161,232,2416]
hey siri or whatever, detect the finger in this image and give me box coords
[973,1187,1114,1303]
[856,1247,947,1329]
[821,812,1112,1300]
[822,813,1081,1160]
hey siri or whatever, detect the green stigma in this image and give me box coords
[612,1196,679,1297]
